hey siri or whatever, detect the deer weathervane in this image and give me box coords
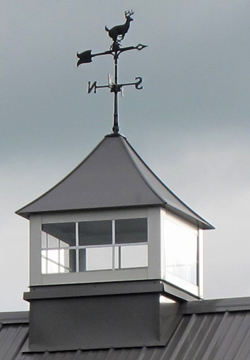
[77,11,147,134]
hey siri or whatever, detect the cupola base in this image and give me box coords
[24,280,190,352]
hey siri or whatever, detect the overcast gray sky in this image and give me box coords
[1,0,250,311]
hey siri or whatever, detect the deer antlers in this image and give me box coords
[125,10,134,18]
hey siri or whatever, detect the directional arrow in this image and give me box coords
[77,44,147,66]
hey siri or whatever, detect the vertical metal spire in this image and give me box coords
[112,47,119,134]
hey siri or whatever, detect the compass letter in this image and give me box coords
[135,77,143,90]
[88,81,97,94]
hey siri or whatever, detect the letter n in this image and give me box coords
[88,81,97,94]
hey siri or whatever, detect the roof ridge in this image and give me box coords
[181,297,250,314]
[120,137,165,205]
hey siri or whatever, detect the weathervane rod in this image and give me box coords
[77,10,147,135]
[113,51,119,134]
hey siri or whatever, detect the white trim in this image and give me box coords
[40,268,149,285]
[163,272,199,296]
[75,222,79,272]
[198,229,204,298]
[112,220,115,270]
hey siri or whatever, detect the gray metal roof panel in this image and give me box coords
[0,324,28,360]
[17,135,163,218]
[4,298,250,360]
[17,135,212,229]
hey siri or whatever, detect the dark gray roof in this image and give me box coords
[16,134,213,229]
[2,297,250,360]
[0,312,29,360]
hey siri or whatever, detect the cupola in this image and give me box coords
[17,133,213,352]
[16,11,213,353]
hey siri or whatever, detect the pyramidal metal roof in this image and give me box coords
[16,134,213,229]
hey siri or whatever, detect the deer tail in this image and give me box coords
[105,26,109,32]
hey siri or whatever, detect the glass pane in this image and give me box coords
[47,235,59,248]
[121,245,148,268]
[85,247,113,271]
[164,220,198,285]
[47,249,59,274]
[41,250,47,274]
[115,218,147,244]
[59,249,76,273]
[59,239,69,248]
[79,221,112,246]
[42,223,75,246]
[69,249,76,272]
[41,249,76,274]
[79,249,86,272]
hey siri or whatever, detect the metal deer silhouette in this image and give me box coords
[105,10,134,43]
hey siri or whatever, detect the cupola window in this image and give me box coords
[41,218,148,274]
[161,211,200,295]
[163,219,198,285]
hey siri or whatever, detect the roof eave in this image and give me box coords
[17,202,214,230]
[164,203,214,230]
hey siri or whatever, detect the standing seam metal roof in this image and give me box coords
[2,298,250,360]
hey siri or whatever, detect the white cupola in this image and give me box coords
[17,133,212,296]
[17,133,213,351]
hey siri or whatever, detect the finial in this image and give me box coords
[77,11,147,134]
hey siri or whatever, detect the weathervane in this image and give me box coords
[77,11,147,134]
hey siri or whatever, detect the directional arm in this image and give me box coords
[77,44,147,66]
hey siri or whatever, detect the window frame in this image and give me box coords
[41,219,148,274]
[29,208,161,286]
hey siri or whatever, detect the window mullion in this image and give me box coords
[46,233,48,274]
[76,222,79,272]
[112,220,115,270]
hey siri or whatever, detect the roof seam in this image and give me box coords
[234,313,250,359]
[10,327,29,360]
[120,137,166,205]
[122,138,213,228]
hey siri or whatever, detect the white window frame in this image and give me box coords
[29,208,161,286]
[41,219,148,274]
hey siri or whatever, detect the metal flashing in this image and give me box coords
[0,311,29,324]
[24,280,165,301]
[182,296,250,314]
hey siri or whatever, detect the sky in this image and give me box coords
[1,0,250,311]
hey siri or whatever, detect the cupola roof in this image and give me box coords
[17,134,213,229]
